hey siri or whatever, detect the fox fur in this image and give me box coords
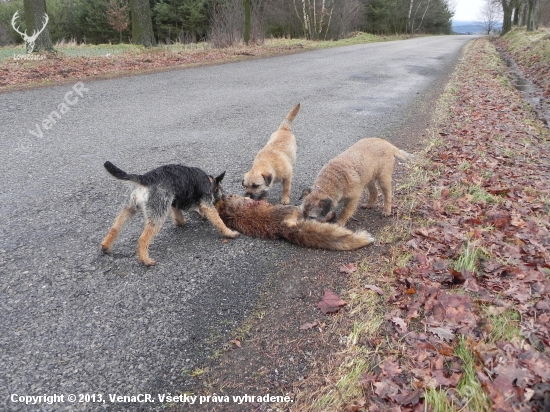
[215,195,374,251]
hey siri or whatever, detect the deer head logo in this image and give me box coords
[11,11,49,53]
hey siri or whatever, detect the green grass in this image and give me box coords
[424,387,455,412]
[485,308,521,344]
[458,161,471,171]
[455,337,492,412]
[468,184,498,203]
[453,240,486,274]
[313,352,371,410]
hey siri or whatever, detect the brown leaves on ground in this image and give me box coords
[0,43,307,88]
[359,38,550,411]
[317,289,347,314]
[340,262,358,274]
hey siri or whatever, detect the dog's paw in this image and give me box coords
[225,230,240,239]
[281,198,290,205]
[140,257,157,266]
[100,244,111,254]
[382,211,392,217]
[360,203,376,209]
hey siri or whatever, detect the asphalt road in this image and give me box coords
[1,35,474,411]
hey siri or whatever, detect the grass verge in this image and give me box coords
[292,33,550,412]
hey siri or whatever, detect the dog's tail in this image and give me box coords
[278,103,300,131]
[104,161,145,184]
[285,220,374,251]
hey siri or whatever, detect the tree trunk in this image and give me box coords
[407,0,414,34]
[527,0,538,30]
[130,0,155,47]
[243,0,251,44]
[23,0,53,52]
[513,3,520,25]
[501,0,514,34]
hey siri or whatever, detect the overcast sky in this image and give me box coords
[453,0,484,21]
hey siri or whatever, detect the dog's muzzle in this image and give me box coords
[246,191,268,200]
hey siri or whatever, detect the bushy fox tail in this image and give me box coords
[394,149,415,162]
[285,220,374,251]
[103,161,145,185]
[278,103,301,131]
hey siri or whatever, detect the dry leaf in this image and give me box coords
[229,339,241,348]
[339,263,357,274]
[317,290,347,314]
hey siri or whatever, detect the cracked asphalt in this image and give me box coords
[0,35,474,411]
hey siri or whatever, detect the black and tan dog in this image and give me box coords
[215,194,374,250]
[301,138,413,226]
[242,103,300,204]
[100,161,239,266]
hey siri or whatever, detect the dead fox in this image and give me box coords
[215,195,374,251]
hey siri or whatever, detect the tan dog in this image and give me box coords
[243,103,300,204]
[300,138,413,226]
[216,194,374,250]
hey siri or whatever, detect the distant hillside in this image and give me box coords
[452,20,502,34]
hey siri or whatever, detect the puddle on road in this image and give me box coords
[500,50,550,127]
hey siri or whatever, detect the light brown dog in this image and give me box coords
[243,103,300,204]
[300,138,413,226]
[216,194,374,250]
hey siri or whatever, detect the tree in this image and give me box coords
[130,0,155,46]
[243,0,251,44]
[526,0,538,30]
[78,0,121,44]
[478,0,502,34]
[539,0,550,26]
[501,0,516,34]
[293,0,335,39]
[152,0,209,43]
[292,0,364,40]
[363,0,452,35]
[106,0,130,43]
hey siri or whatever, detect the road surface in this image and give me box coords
[0,35,474,411]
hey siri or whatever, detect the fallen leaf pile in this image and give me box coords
[0,43,305,88]
[353,38,550,411]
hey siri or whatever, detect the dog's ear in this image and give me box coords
[262,173,273,186]
[299,187,311,200]
[320,198,333,215]
[215,171,226,184]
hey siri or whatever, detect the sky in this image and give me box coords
[452,0,484,22]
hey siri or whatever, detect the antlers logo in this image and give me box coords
[11,11,49,53]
